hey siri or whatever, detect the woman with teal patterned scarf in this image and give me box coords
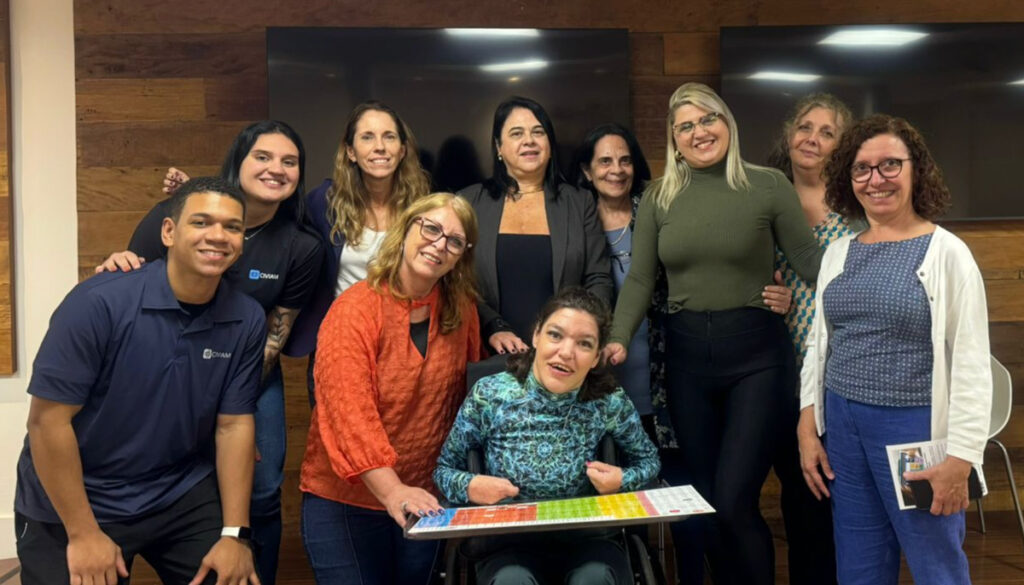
[767,93,858,585]
[435,287,659,585]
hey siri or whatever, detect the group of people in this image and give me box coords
[13,80,992,585]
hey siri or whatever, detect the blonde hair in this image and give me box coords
[367,193,479,334]
[327,102,430,246]
[767,93,855,181]
[652,82,752,211]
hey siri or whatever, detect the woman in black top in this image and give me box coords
[458,96,612,354]
[95,120,323,585]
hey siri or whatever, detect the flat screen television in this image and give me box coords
[268,28,630,193]
[720,23,1024,221]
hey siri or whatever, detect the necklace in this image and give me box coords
[244,221,271,241]
[607,224,629,247]
[507,188,543,202]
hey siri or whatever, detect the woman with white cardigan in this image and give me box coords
[797,114,991,585]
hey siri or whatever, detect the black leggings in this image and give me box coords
[665,308,793,585]
[773,389,837,585]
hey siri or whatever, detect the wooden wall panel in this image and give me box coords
[77,79,206,122]
[73,0,757,34]
[76,165,220,212]
[664,33,719,75]
[0,0,12,374]
[78,121,248,167]
[76,32,266,79]
[73,0,1024,545]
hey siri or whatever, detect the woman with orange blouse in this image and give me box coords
[299,192,483,585]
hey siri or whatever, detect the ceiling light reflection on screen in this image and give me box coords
[748,71,821,83]
[480,59,549,73]
[445,28,540,38]
[819,29,928,46]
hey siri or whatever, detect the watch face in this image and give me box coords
[223,526,252,540]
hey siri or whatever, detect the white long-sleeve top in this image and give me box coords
[800,225,992,464]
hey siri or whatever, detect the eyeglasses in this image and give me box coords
[673,112,721,136]
[413,217,471,255]
[851,158,911,183]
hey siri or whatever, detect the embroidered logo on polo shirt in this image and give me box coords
[248,269,280,281]
[203,349,233,359]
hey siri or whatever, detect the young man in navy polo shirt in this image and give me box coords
[14,177,267,585]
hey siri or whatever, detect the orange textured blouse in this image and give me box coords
[299,281,482,510]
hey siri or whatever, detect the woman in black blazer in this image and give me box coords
[459,96,612,354]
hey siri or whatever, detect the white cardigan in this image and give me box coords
[799,225,992,464]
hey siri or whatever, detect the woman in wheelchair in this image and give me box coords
[435,287,660,585]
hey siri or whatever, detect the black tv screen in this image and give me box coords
[721,23,1024,221]
[268,27,630,193]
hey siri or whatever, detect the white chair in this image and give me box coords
[975,355,1024,548]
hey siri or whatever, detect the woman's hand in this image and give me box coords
[903,455,972,516]
[488,331,528,355]
[467,475,520,505]
[763,270,792,315]
[604,342,627,366]
[381,484,443,527]
[797,407,833,500]
[163,167,190,194]
[94,250,145,274]
[585,460,623,494]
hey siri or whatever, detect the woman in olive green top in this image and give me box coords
[606,83,822,585]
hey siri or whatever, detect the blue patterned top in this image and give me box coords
[607,226,653,415]
[822,233,934,406]
[434,371,660,505]
[776,211,858,374]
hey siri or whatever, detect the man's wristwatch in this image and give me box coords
[221,526,252,540]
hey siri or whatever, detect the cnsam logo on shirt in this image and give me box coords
[203,348,233,360]
[248,269,280,281]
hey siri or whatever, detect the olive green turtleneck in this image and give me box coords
[610,160,822,346]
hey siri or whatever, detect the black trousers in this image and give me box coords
[16,474,223,585]
[664,308,792,585]
[773,387,837,585]
[472,530,631,585]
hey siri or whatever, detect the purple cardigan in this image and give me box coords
[283,179,342,358]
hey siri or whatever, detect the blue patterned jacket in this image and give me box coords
[434,371,660,504]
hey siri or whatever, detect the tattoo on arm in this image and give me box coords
[262,306,300,381]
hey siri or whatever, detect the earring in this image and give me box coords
[674,151,683,161]
[498,153,503,161]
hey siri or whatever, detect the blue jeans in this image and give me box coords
[252,366,286,585]
[301,493,440,585]
[825,392,970,585]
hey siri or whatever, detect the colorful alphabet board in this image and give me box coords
[405,485,714,539]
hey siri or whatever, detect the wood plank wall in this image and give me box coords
[73,0,1024,529]
[0,0,14,374]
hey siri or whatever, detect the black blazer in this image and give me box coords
[458,182,613,340]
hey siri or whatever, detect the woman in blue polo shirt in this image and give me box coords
[95,120,324,585]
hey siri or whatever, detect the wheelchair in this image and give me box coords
[440,355,667,584]
[439,435,666,585]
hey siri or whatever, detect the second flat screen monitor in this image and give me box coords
[268,27,630,193]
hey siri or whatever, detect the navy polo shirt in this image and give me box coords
[15,259,266,524]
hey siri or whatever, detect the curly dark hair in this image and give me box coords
[506,287,619,402]
[825,114,950,221]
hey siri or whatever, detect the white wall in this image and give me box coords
[0,0,78,557]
